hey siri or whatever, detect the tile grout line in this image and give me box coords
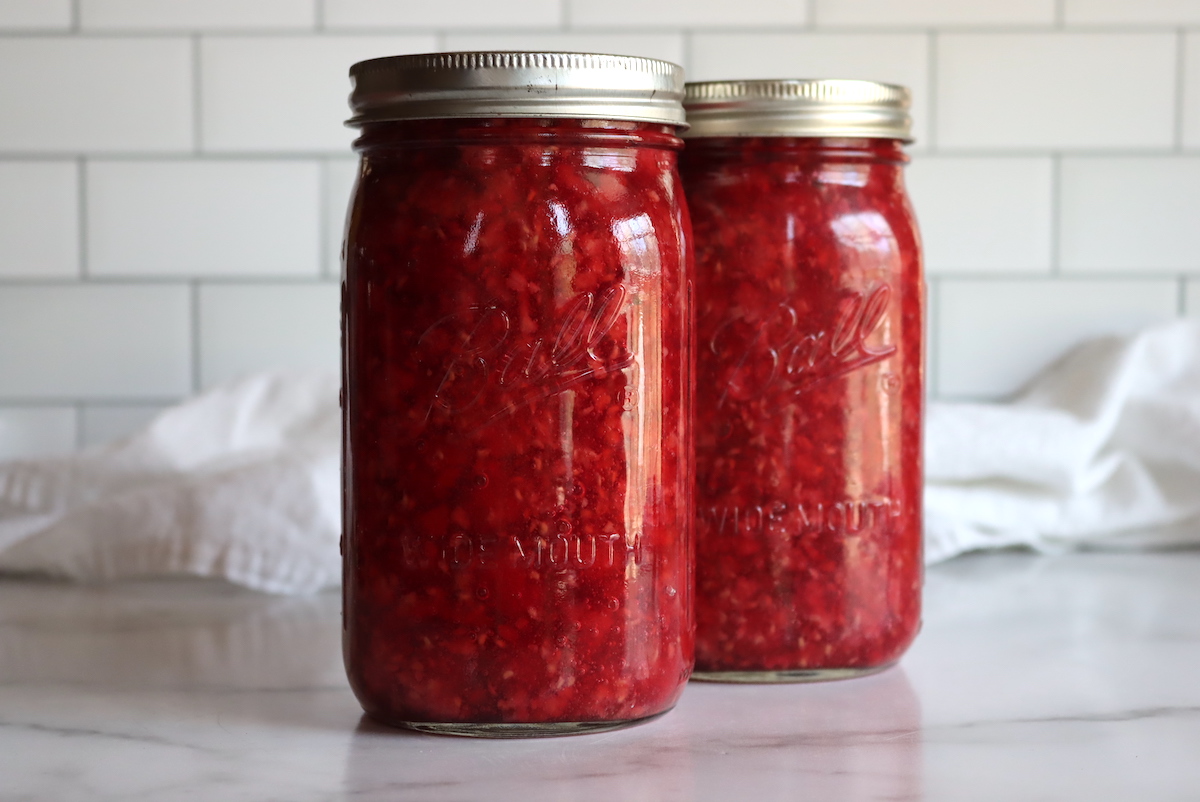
[1179,275,1189,316]
[1055,0,1065,28]
[70,0,80,32]
[806,0,817,29]
[315,0,326,31]
[561,0,571,31]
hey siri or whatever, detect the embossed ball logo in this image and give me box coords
[415,286,635,426]
[708,284,897,406]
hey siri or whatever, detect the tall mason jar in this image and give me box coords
[681,80,923,681]
[341,52,694,735]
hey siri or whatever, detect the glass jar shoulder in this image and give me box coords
[350,137,685,287]
[352,119,683,212]
[682,139,915,241]
[682,138,919,307]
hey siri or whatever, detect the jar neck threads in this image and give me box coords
[353,117,683,153]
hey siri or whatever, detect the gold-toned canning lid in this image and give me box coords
[347,51,687,128]
[683,79,911,140]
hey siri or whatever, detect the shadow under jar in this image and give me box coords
[341,52,694,736]
[681,80,924,682]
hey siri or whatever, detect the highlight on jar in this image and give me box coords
[680,79,924,683]
[340,52,694,737]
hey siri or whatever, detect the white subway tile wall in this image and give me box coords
[937,280,1180,397]
[323,159,358,277]
[86,160,322,277]
[0,0,1195,458]
[1186,33,1200,148]
[936,33,1177,149]
[79,0,318,31]
[1064,0,1200,25]
[0,161,79,278]
[199,35,435,152]
[1060,157,1200,273]
[568,0,807,28]
[197,282,340,388]
[325,0,564,30]
[0,284,191,401]
[79,403,165,447]
[0,407,77,459]
[0,38,193,152]
[0,0,71,30]
[690,33,931,145]
[815,0,1056,26]
[905,157,1054,273]
[1186,280,1200,316]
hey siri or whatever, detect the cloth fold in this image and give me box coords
[0,372,340,593]
[925,319,1200,561]
[3,320,1200,594]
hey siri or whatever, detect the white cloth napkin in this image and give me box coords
[0,372,341,594]
[3,320,1200,594]
[925,319,1200,562]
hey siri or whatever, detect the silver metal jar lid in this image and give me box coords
[347,51,687,128]
[682,79,911,140]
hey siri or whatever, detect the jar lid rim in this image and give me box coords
[682,79,912,141]
[347,51,687,128]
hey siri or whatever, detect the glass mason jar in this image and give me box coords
[341,52,694,735]
[680,80,923,681]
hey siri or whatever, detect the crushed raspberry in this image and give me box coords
[343,118,693,725]
[682,137,923,675]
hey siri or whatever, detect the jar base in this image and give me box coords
[386,708,671,739]
[690,663,894,684]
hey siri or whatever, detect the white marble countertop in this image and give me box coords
[2,550,1199,801]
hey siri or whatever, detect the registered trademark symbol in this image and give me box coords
[621,386,638,410]
[881,372,902,393]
